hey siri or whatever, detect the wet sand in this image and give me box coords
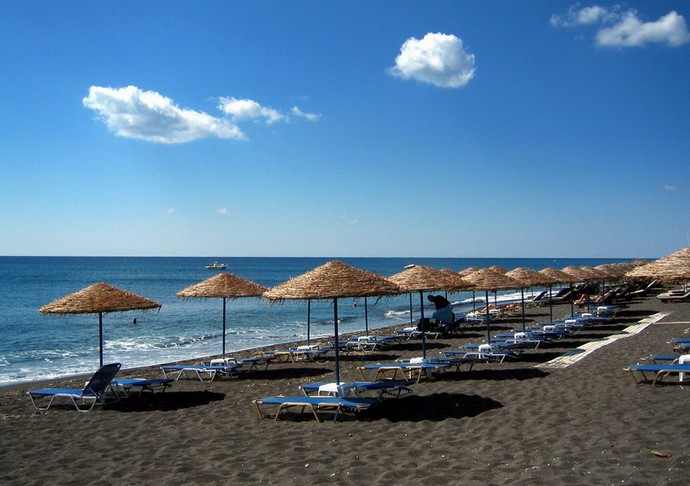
[1,293,689,485]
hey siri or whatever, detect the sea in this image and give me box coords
[0,256,633,386]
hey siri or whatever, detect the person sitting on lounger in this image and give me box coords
[426,295,455,334]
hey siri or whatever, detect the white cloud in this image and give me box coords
[389,32,476,88]
[551,4,690,47]
[218,97,286,124]
[550,4,620,27]
[83,86,245,143]
[597,10,690,47]
[218,208,229,215]
[340,214,359,224]
[663,184,677,191]
[84,86,320,144]
[291,106,321,121]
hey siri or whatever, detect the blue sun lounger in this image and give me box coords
[110,377,174,397]
[357,361,450,383]
[300,380,414,399]
[161,364,240,381]
[262,345,331,362]
[638,355,683,364]
[624,363,690,386]
[253,395,381,422]
[28,362,121,413]
[203,356,273,371]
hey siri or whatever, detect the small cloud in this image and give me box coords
[389,32,476,88]
[550,4,620,28]
[167,208,175,214]
[663,184,677,191]
[84,86,320,144]
[551,5,690,47]
[218,97,286,124]
[291,106,321,121]
[340,214,359,224]
[218,208,229,215]
[83,86,245,143]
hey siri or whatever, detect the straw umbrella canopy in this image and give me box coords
[625,247,690,282]
[582,265,618,300]
[505,268,558,330]
[580,265,608,280]
[263,261,402,384]
[458,266,481,309]
[540,267,575,284]
[388,265,470,359]
[561,265,595,282]
[462,269,522,342]
[439,269,476,293]
[458,266,480,277]
[177,272,267,358]
[40,282,161,367]
[595,264,625,280]
[487,265,508,274]
[539,267,577,323]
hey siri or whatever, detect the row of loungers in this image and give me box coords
[439,308,617,363]
[27,363,174,412]
[161,356,274,381]
[625,333,690,386]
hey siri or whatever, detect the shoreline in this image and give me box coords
[2,294,690,485]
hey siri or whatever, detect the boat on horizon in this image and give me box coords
[206,262,227,270]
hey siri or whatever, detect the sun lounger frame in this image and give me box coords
[253,395,380,423]
[624,363,690,386]
[110,378,174,398]
[160,364,240,381]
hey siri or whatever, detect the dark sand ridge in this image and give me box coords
[1,294,689,485]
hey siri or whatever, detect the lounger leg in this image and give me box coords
[70,396,97,413]
[626,368,641,385]
[253,401,264,420]
[29,394,55,411]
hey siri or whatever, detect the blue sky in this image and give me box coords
[1,1,689,259]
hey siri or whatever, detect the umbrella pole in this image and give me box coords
[365,296,369,335]
[520,288,526,331]
[485,291,491,344]
[222,297,227,357]
[98,312,104,367]
[549,285,554,324]
[419,291,426,359]
[409,293,413,325]
[333,298,340,385]
[307,300,311,346]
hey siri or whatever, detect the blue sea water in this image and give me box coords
[0,256,632,385]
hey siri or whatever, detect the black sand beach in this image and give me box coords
[1,294,688,485]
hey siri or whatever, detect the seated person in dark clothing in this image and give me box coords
[416,295,455,333]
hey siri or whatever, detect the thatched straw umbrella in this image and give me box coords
[462,269,522,343]
[487,265,508,274]
[388,265,470,359]
[505,268,558,330]
[538,267,578,323]
[458,266,480,277]
[263,261,402,384]
[561,265,594,282]
[458,266,481,310]
[626,247,690,282]
[40,282,161,367]
[594,264,624,280]
[177,272,267,358]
